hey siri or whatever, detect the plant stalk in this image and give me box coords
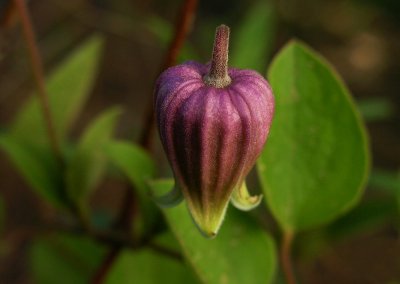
[13,0,63,166]
[204,24,232,88]
[91,0,198,283]
[281,231,297,284]
[139,0,198,149]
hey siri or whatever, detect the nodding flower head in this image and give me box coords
[154,25,275,238]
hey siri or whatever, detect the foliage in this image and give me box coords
[106,141,159,233]
[150,180,277,284]
[2,0,397,283]
[11,36,103,145]
[0,135,65,207]
[258,41,370,232]
[230,1,276,72]
[105,234,199,284]
[30,234,107,284]
[66,107,122,207]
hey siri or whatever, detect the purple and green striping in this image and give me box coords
[154,25,274,237]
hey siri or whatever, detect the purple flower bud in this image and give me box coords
[154,25,274,237]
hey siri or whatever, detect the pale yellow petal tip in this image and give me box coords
[191,213,224,239]
[198,228,218,239]
[187,202,229,239]
[231,182,263,211]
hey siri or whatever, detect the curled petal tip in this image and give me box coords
[231,183,263,211]
[154,24,274,236]
[151,184,183,208]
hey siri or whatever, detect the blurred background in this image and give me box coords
[0,0,399,283]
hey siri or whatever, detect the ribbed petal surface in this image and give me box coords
[155,61,274,236]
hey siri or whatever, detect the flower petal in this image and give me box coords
[187,199,229,239]
[151,182,184,208]
[231,182,263,211]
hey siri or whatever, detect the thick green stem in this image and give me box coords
[204,24,232,88]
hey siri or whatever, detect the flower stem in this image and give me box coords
[139,0,198,150]
[281,231,297,284]
[204,24,232,88]
[92,0,199,283]
[14,0,63,166]
[161,0,199,70]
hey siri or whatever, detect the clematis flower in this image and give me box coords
[154,25,274,237]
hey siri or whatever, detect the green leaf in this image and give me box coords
[105,141,159,232]
[11,36,104,144]
[30,234,106,284]
[0,134,64,207]
[105,248,198,284]
[66,108,122,204]
[231,1,276,72]
[258,41,370,232]
[106,141,155,193]
[150,179,277,284]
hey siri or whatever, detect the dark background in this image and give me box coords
[0,0,399,283]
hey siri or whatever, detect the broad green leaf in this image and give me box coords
[66,108,122,204]
[105,141,159,232]
[105,248,198,284]
[258,41,370,232]
[150,179,277,284]
[231,1,276,72]
[0,134,64,207]
[30,234,106,284]
[152,231,184,252]
[106,141,155,192]
[12,36,104,144]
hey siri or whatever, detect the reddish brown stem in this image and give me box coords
[1,1,17,28]
[13,0,63,166]
[91,1,198,283]
[91,248,120,284]
[139,0,198,149]
[281,231,297,284]
[162,0,198,70]
[13,0,91,232]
